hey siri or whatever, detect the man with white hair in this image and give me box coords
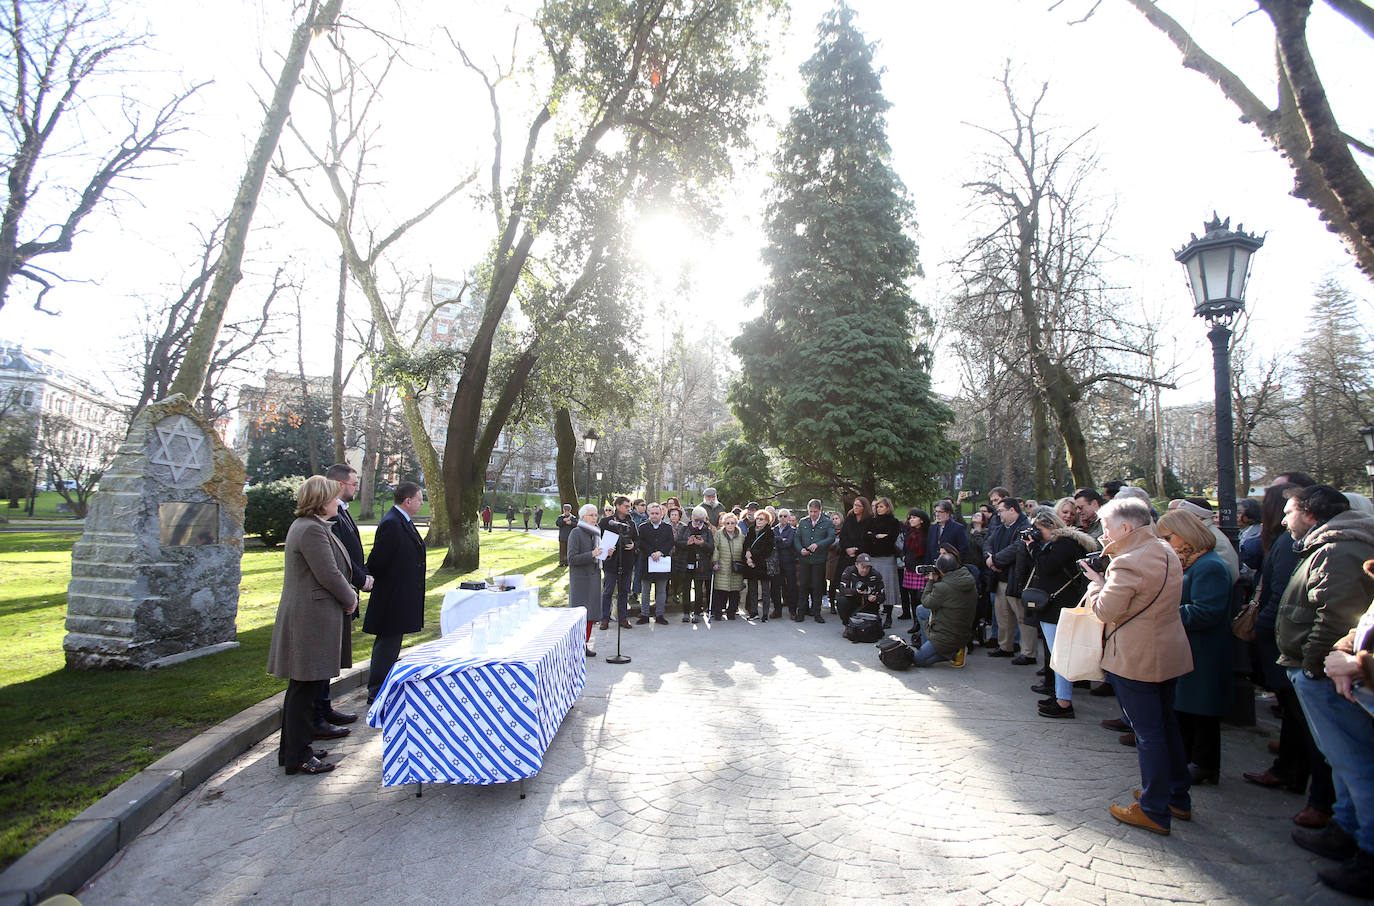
[700,488,726,528]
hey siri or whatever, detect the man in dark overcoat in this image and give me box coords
[313,464,373,735]
[364,482,427,704]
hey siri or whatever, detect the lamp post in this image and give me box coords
[583,428,599,506]
[1360,425,1374,498]
[1175,214,1264,553]
[1177,214,1264,729]
[595,471,604,508]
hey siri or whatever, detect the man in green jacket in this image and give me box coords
[911,552,975,666]
[794,498,834,623]
[1276,484,1374,892]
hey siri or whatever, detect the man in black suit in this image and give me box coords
[363,482,427,705]
[312,464,373,737]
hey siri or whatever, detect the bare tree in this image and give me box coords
[36,410,121,517]
[1070,0,1374,283]
[275,32,473,548]
[0,0,200,312]
[126,220,288,426]
[951,69,1174,491]
[168,0,343,402]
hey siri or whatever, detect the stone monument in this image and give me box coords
[64,395,246,669]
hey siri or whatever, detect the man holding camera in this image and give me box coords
[910,552,976,667]
[987,497,1033,660]
[836,553,885,625]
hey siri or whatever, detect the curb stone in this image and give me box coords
[0,663,370,906]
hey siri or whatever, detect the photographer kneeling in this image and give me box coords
[910,553,976,667]
[837,553,885,625]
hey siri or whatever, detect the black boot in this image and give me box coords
[882,606,892,630]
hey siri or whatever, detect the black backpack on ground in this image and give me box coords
[843,612,884,643]
[877,634,915,670]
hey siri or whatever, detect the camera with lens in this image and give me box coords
[913,564,939,576]
[1017,527,1038,543]
[1078,552,1108,574]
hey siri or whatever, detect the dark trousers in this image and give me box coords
[798,562,826,616]
[367,633,404,702]
[674,572,708,614]
[772,560,797,613]
[1176,710,1221,774]
[1108,671,1191,829]
[838,592,879,625]
[900,586,922,618]
[711,588,740,617]
[745,578,771,617]
[600,567,631,622]
[558,535,569,566]
[281,678,328,770]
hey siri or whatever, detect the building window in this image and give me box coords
[21,390,33,407]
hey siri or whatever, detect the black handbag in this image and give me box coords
[1020,567,1077,615]
[877,635,915,670]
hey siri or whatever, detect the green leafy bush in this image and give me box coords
[244,476,304,547]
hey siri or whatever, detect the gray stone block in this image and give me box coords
[63,395,246,670]
[146,730,246,792]
[72,770,183,848]
[0,817,117,904]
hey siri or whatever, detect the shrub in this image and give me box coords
[244,476,305,547]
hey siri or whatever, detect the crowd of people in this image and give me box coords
[559,476,1374,897]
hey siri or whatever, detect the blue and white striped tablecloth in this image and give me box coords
[365,606,587,787]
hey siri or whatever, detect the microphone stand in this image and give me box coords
[606,563,631,664]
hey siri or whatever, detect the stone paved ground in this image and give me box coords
[81,609,1357,905]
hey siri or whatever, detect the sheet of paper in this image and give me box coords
[597,529,619,560]
[648,556,671,573]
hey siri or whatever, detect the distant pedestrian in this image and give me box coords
[555,504,576,566]
[506,504,515,530]
[481,505,493,532]
[534,505,544,529]
[523,505,531,531]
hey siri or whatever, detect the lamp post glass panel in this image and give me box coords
[583,429,599,507]
[1362,425,1374,497]
[1175,214,1264,552]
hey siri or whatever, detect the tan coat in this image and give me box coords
[267,516,358,682]
[1088,523,1192,683]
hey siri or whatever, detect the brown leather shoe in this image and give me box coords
[598,620,609,630]
[1109,802,1169,835]
[1242,769,1300,790]
[1101,718,1131,732]
[1119,732,1136,747]
[1133,789,1191,821]
[1293,806,1332,829]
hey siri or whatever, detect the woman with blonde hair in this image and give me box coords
[266,476,359,776]
[1156,509,1233,785]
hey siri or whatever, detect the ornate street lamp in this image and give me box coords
[583,428,599,506]
[1175,214,1264,553]
[1361,424,1374,497]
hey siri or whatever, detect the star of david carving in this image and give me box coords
[149,416,206,482]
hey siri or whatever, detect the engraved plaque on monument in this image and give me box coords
[64,395,246,669]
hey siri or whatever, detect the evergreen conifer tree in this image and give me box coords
[729,3,953,500]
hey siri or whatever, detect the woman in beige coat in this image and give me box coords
[1084,495,1190,835]
[266,476,359,776]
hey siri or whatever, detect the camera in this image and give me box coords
[1017,527,1038,543]
[913,564,939,576]
[1078,553,1108,574]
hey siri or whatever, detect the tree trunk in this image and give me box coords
[357,385,384,520]
[1032,394,1050,501]
[553,406,579,508]
[1050,438,1067,498]
[169,0,342,400]
[294,294,321,477]
[330,252,347,464]
[398,393,447,548]
[1153,383,1165,496]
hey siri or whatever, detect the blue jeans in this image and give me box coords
[912,605,948,667]
[1290,668,1374,852]
[600,567,631,622]
[1106,671,1190,829]
[1039,622,1074,701]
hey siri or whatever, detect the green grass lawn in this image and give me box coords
[0,529,570,870]
[0,491,84,521]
